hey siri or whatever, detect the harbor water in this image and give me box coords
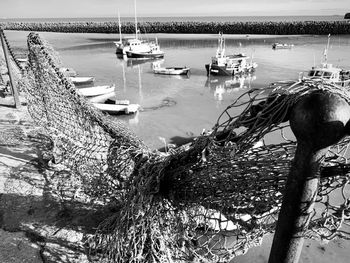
[5,31,350,149]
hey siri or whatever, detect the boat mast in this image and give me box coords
[324,33,331,63]
[217,32,225,58]
[134,0,138,39]
[118,10,122,42]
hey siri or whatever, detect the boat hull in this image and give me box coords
[116,47,124,55]
[126,50,165,59]
[153,67,190,75]
[272,43,294,49]
[205,64,256,76]
[77,85,115,97]
[69,77,95,84]
[94,103,139,115]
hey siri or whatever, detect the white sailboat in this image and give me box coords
[114,0,164,59]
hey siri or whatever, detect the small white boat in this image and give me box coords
[94,103,140,114]
[17,58,28,64]
[69,76,95,85]
[272,43,294,49]
[59,67,77,77]
[77,85,115,97]
[153,64,190,75]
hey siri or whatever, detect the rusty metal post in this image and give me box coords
[0,29,21,108]
[268,91,350,263]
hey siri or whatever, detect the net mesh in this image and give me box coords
[3,31,350,262]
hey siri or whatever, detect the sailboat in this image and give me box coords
[114,0,164,59]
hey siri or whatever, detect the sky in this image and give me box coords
[0,0,348,19]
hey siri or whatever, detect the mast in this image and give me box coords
[134,0,138,39]
[118,10,122,42]
[217,32,224,58]
[323,33,331,64]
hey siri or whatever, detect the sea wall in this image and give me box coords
[1,21,350,34]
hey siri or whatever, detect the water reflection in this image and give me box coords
[152,73,190,80]
[116,53,165,68]
[6,31,350,150]
[205,74,256,101]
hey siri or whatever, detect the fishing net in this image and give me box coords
[12,32,350,262]
[0,27,24,84]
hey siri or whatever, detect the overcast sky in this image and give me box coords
[0,0,348,18]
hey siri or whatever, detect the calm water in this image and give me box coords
[5,31,350,149]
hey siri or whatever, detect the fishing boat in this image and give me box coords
[272,43,294,49]
[69,76,95,85]
[152,63,190,75]
[77,85,115,97]
[302,63,350,87]
[272,35,350,88]
[205,32,257,76]
[302,35,350,87]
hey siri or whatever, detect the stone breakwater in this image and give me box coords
[1,20,350,34]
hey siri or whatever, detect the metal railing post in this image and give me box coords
[268,91,350,263]
[0,29,21,108]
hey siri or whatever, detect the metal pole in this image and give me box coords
[0,29,20,108]
[268,91,350,263]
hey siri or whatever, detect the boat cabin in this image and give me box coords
[120,38,152,53]
[305,63,350,87]
[212,53,249,69]
[307,65,341,81]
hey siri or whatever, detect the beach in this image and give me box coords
[0,97,103,263]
